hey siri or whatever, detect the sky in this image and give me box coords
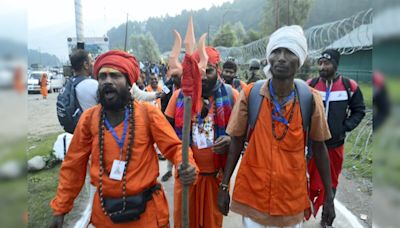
[21,0,233,61]
[0,0,27,43]
[27,0,234,30]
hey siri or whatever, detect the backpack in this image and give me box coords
[56,76,87,134]
[246,79,314,156]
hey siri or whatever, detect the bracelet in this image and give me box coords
[219,183,229,191]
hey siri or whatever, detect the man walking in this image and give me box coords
[217,25,335,228]
[49,50,197,228]
[165,47,238,228]
[307,49,365,226]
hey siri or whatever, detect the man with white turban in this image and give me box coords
[217,25,335,227]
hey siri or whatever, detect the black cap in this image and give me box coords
[319,49,340,67]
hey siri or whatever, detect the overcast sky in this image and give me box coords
[1,0,233,60]
[0,0,27,43]
[27,0,233,32]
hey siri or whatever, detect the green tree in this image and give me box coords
[129,33,161,63]
[212,23,238,47]
[261,0,314,36]
[233,22,246,46]
[243,29,262,44]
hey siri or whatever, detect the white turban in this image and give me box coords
[263,25,308,76]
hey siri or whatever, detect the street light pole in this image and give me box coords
[207,24,210,45]
[124,13,129,52]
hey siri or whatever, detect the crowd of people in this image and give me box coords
[48,24,365,228]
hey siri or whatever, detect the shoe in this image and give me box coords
[161,171,172,182]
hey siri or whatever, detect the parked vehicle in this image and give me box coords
[50,74,65,92]
[27,71,52,94]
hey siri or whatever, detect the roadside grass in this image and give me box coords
[26,133,64,227]
[0,178,27,228]
[27,132,90,227]
[386,77,400,104]
[0,138,27,165]
[374,113,400,189]
[27,132,63,160]
[343,112,373,180]
[358,83,372,108]
[28,164,60,228]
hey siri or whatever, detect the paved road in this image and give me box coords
[156,158,364,228]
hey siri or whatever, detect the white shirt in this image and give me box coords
[75,78,98,111]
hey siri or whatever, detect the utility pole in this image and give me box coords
[275,0,280,30]
[207,24,210,45]
[74,0,84,49]
[124,13,129,52]
[287,0,290,25]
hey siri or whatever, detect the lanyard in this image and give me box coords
[324,81,333,118]
[269,81,295,126]
[105,107,129,152]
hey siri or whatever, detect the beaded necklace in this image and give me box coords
[270,89,297,141]
[98,101,135,217]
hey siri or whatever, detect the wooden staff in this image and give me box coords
[181,96,192,228]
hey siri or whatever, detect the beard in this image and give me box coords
[202,78,217,97]
[98,84,131,111]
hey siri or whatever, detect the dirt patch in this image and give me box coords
[28,93,63,137]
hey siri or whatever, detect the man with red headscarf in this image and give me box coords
[49,50,198,228]
[165,46,239,228]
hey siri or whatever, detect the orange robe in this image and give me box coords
[50,101,198,227]
[40,74,48,97]
[14,67,25,93]
[226,80,331,226]
[146,85,162,109]
[165,88,238,228]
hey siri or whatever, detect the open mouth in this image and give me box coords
[102,87,118,100]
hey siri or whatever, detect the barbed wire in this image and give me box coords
[215,9,373,64]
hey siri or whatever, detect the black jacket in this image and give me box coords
[308,75,366,148]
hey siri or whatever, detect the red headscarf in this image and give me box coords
[192,46,220,67]
[93,50,140,85]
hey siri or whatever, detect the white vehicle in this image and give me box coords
[50,74,65,92]
[0,59,26,89]
[27,71,52,94]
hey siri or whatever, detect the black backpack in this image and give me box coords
[56,76,87,134]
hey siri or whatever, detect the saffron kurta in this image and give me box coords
[50,101,198,227]
[40,74,48,98]
[226,80,331,227]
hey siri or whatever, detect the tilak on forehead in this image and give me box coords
[93,50,140,86]
[167,16,211,114]
[99,67,120,74]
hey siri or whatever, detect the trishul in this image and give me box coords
[167,16,208,228]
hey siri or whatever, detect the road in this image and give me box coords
[27,92,370,227]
